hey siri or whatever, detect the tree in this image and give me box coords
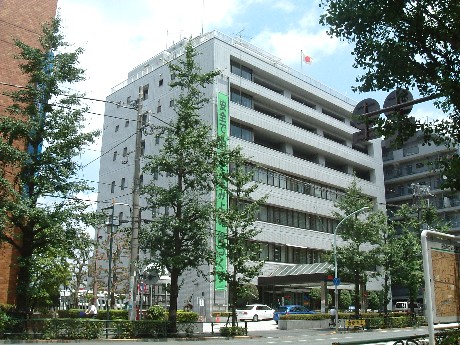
[140,39,222,333]
[0,17,99,313]
[333,179,381,317]
[214,151,265,327]
[68,230,93,308]
[319,0,460,190]
[388,202,449,314]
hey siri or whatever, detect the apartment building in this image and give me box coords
[97,31,386,318]
[0,0,58,305]
[383,133,460,233]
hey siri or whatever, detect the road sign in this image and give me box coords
[352,98,380,143]
[332,277,341,286]
[383,89,413,118]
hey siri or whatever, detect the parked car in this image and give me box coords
[273,305,316,324]
[236,304,274,322]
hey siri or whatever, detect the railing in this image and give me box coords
[0,319,249,340]
[110,31,356,106]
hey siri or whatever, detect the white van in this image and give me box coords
[393,301,422,314]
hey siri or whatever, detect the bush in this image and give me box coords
[436,328,460,345]
[43,319,103,339]
[145,305,166,320]
[176,311,199,322]
[58,309,128,320]
[219,326,246,337]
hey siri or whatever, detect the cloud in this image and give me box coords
[251,29,341,65]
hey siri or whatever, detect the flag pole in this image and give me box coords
[300,50,303,73]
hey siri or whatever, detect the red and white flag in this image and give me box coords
[303,53,313,64]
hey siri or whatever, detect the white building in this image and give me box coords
[383,132,460,234]
[96,31,386,319]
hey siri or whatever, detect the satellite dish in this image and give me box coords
[383,89,413,118]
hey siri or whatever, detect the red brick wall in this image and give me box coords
[0,0,58,306]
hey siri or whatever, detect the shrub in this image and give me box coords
[219,326,246,337]
[58,309,128,320]
[176,311,199,322]
[43,319,103,339]
[436,328,460,345]
[145,305,166,320]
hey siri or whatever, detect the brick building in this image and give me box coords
[0,0,57,305]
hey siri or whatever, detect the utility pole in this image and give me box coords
[128,86,143,320]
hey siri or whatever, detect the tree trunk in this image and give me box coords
[168,267,179,334]
[354,270,360,318]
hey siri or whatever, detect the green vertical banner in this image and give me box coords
[215,92,229,291]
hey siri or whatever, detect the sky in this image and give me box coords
[56,0,443,219]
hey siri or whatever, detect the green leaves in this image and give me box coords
[0,16,99,312]
[320,0,460,191]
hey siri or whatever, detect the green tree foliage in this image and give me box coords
[0,17,99,313]
[140,39,222,333]
[319,1,460,190]
[388,202,449,313]
[339,290,352,310]
[333,179,380,316]
[69,230,93,308]
[214,151,265,327]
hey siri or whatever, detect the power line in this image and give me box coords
[0,18,40,36]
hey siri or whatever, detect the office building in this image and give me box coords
[97,31,386,318]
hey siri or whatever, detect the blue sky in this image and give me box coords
[56,0,442,213]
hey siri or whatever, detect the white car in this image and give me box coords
[236,304,274,322]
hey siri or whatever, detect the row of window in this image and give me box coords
[245,164,345,202]
[258,242,325,264]
[230,60,344,122]
[257,204,338,234]
[384,159,439,179]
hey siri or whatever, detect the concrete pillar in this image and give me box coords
[320,281,328,313]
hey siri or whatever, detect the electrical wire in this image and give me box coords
[0,18,40,36]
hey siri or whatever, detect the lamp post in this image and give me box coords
[333,206,370,333]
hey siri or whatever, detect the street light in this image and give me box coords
[101,202,132,321]
[333,206,370,333]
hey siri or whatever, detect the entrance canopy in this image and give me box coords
[258,262,333,286]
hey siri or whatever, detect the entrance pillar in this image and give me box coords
[320,281,327,313]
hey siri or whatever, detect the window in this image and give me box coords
[118,212,124,224]
[230,88,253,108]
[142,84,149,100]
[170,99,175,107]
[110,181,115,193]
[121,178,126,190]
[142,113,148,126]
[230,121,254,142]
[170,73,175,81]
[127,96,131,104]
[113,151,117,161]
[125,119,129,127]
[273,245,281,262]
[123,147,128,157]
[141,140,145,156]
[230,60,253,81]
[139,174,143,188]
[115,125,119,132]
[155,135,160,145]
[154,169,159,180]
[158,79,163,87]
[157,105,162,113]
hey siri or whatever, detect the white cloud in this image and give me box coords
[251,29,340,65]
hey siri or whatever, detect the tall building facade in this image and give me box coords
[383,133,460,233]
[97,32,386,318]
[0,0,58,305]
